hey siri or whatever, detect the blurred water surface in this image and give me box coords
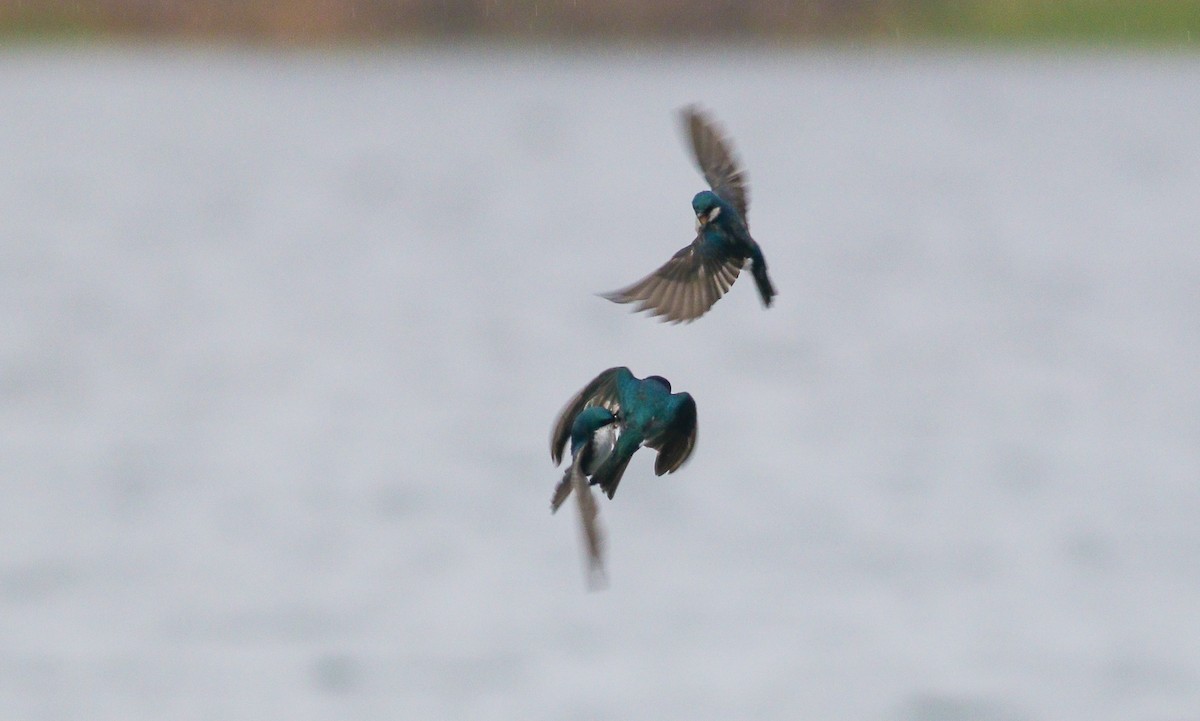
[0,46,1198,721]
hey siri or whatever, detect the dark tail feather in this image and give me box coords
[592,452,634,500]
[751,256,775,307]
[590,431,641,500]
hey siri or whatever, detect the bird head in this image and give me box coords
[691,191,722,231]
[576,406,618,433]
[570,406,619,457]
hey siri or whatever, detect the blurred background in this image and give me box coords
[4,0,1200,43]
[2,3,1199,721]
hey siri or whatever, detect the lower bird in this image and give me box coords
[551,367,699,500]
[550,367,699,585]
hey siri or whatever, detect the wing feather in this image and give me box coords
[682,105,749,223]
[648,393,698,476]
[601,240,743,324]
[550,367,627,465]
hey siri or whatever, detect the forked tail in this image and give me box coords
[750,250,776,307]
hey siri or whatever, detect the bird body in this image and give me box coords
[568,406,618,476]
[603,107,776,323]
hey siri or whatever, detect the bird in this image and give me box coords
[550,367,698,504]
[601,105,776,323]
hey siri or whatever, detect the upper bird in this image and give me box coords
[601,106,776,323]
[550,367,698,503]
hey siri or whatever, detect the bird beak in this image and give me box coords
[694,215,705,232]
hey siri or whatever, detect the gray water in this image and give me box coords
[1,46,1198,720]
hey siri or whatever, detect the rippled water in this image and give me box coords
[1,45,1198,720]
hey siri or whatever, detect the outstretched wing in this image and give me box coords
[600,239,743,324]
[550,367,628,465]
[683,105,749,222]
[647,392,698,476]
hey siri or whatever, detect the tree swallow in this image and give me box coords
[602,105,777,323]
[549,369,698,587]
[551,367,698,501]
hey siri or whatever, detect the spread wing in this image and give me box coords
[683,105,749,223]
[647,392,698,476]
[600,239,743,324]
[550,367,629,465]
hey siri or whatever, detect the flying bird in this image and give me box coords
[549,368,698,586]
[551,367,698,503]
[602,105,776,323]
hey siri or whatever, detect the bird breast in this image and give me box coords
[581,424,619,476]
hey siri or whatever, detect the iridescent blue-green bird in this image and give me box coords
[603,106,776,323]
[550,367,699,503]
